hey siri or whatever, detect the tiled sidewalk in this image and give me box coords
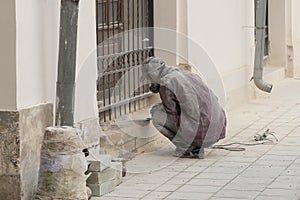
[94,78,300,200]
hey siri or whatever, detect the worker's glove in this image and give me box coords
[149,83,160,93]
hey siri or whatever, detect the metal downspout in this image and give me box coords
[253,0,273,93]
[55,0,80,126]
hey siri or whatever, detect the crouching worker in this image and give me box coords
[140,57,227,159]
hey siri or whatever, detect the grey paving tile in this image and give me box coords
[281,169,300,176]
[240,166,285,178]
[252,159,293,167]
[141,191,171,199]
[231,177,274,184]
[196,172,237,180]
[258,155,298,161]
[165,177,192,185]
[214,189,260,199]
[287,163,300,169]
[155,184,180,192]
[267,176,300,190]
[173,159,199,166]
[166,192,212,200]
[210,197,246,200]
[192,159,217,167]
[266,150,300,156]
[255,195,291,200]
[294,158,300,164]
[116,183,158,191]
[267,181,300,190]
[124,176,171,185]
[219,156,258,163]
[272,145,300,151]
[289,131,300,137]
[165,165,192,172]
[186,178,231,186]
[183,166,207,172]
[272,126,295,134]
[177,185,221,193]
[281,164,300,176]
[260,188,300,199]
[274,175,300,183]
[103,189,149,198]
[223,182,266,191]
[203,166,246,174]
[224,150,267,158]
[212,161,251,168]
[175,171,200,178]
[91,197,135,200]
[279,137,300,145]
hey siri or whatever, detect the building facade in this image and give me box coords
[1,0,300,199]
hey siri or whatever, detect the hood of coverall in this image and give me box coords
[140,57,178,84]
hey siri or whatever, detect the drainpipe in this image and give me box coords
[253,0,273,93]
[55,0,80,126]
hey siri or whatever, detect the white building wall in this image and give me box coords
[0,0,17,110]
[15,0,98,123]
[187,0,255,108]
[291,0,300,76]
[16,0,58,110]
[154,0,177,66]
[75,0,98,123]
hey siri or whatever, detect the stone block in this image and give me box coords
[87,168,115,184]
[88,155,111,172]
[0,111,20,175]
[88,180,116,196]
[19,104,53,200]
[87,162,123,186]
[0,175,21,200]
[0,104,53,200]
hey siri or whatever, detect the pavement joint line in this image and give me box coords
[138,160,196,199]
[207,136,288,197]
[205,104,300,199]
[257,154,300,195]
[160,144,260,198]
[159,157,226,200]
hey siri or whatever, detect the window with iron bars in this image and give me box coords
[96,0,154,122]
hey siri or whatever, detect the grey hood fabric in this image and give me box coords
[141,57,226,145]
[141,57,179,83]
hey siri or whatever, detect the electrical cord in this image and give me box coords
[210,129,277,152]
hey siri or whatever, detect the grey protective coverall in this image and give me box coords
[141,57,226,156]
